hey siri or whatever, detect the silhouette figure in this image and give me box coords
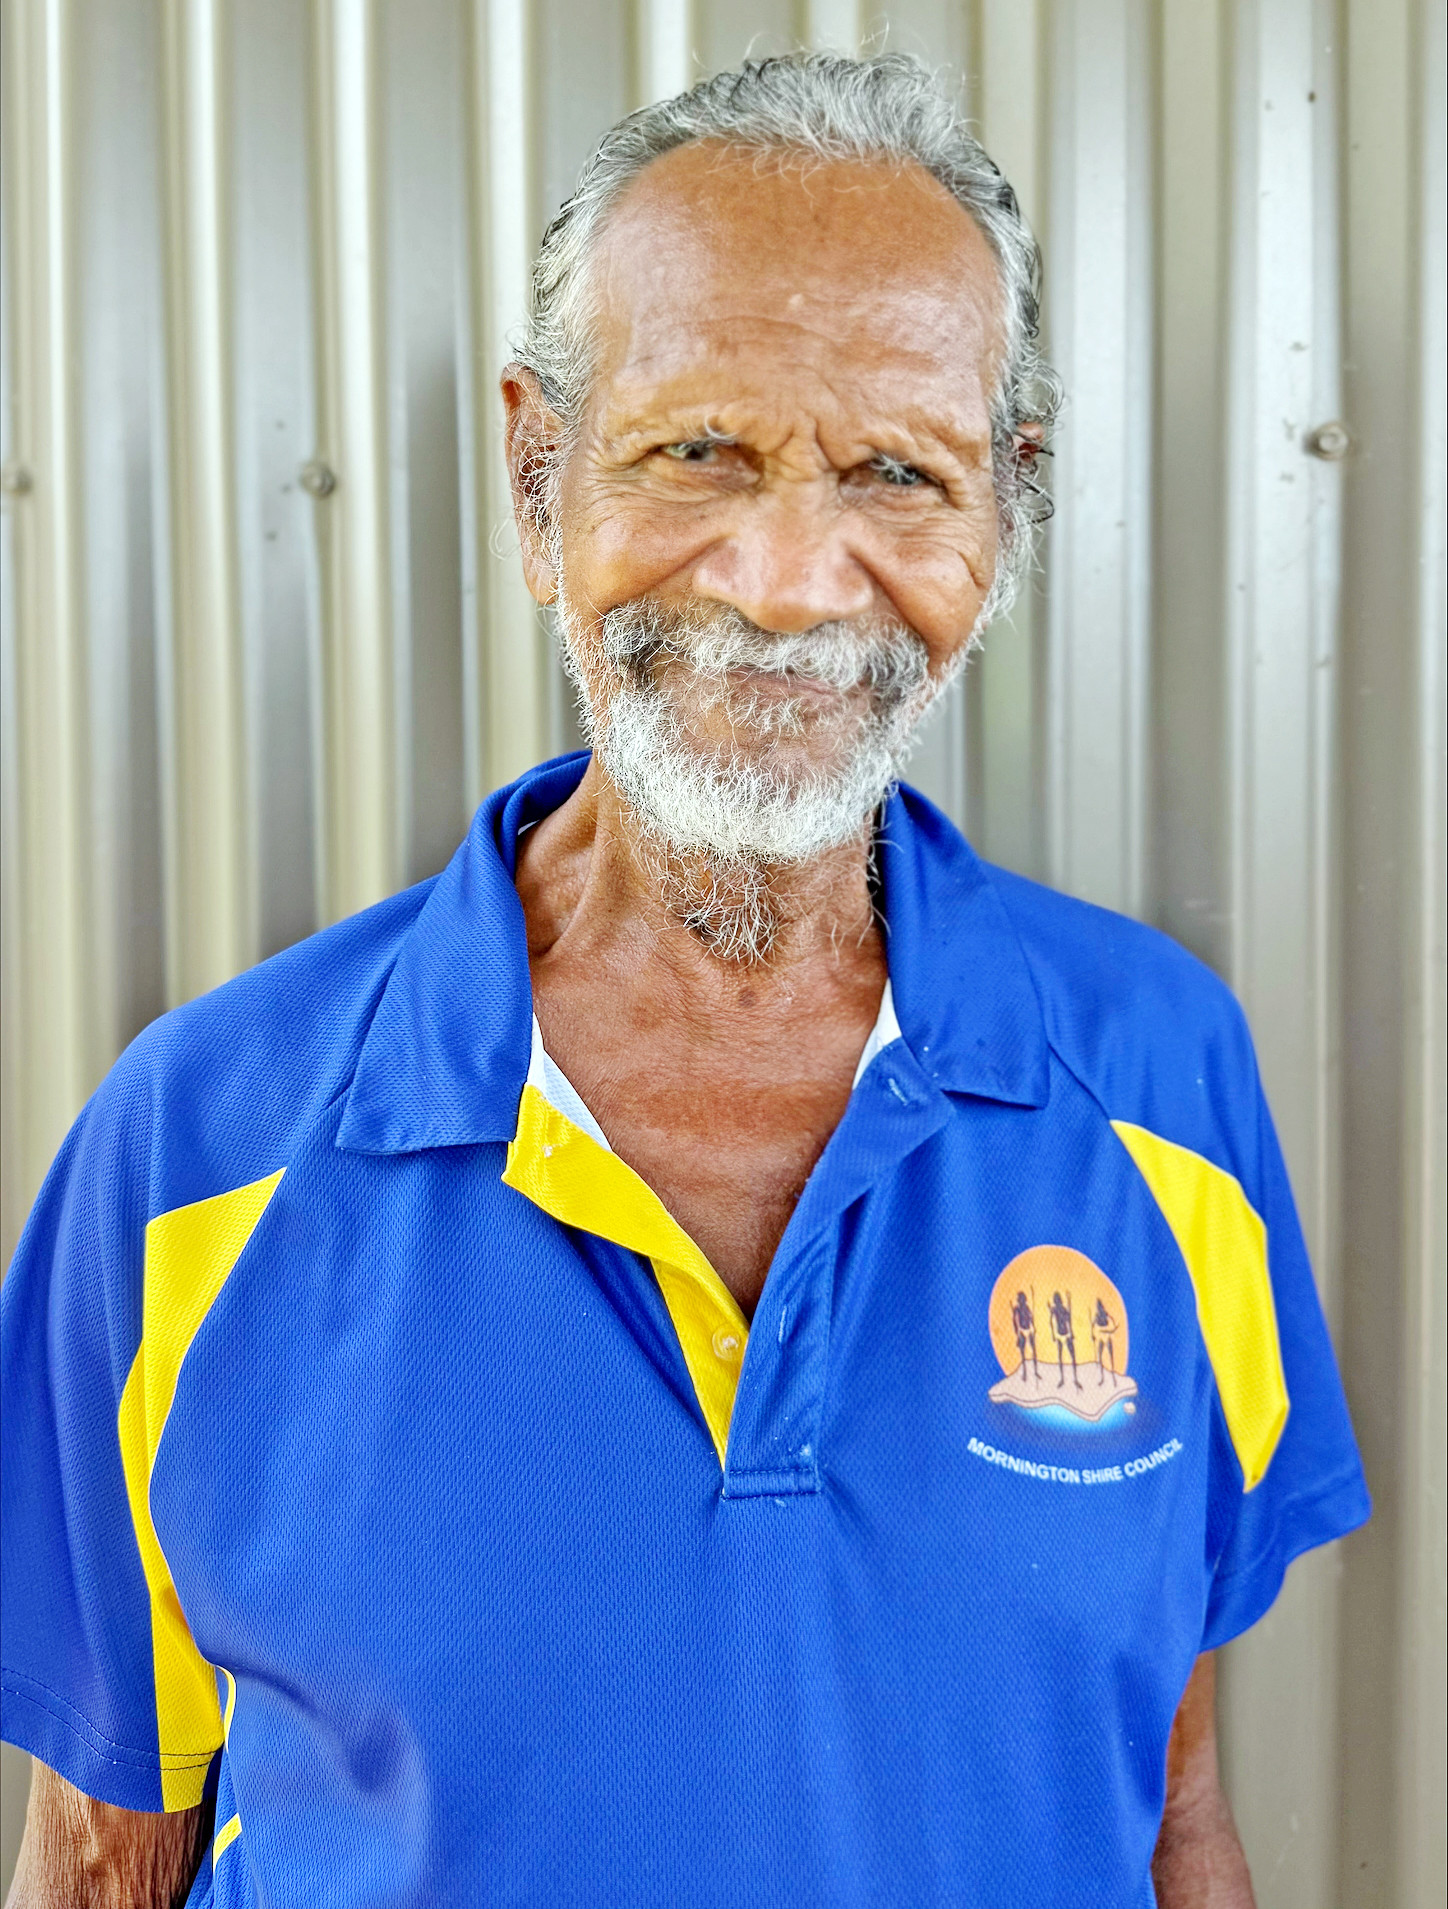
[1091,1296,1120,1383]
[1048,1290,1081,1391]
[1011,1290,1040,1381]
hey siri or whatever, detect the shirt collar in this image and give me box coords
[337,754,1048,1156]
[337,754,586,1153]
[874,783,1050,1107]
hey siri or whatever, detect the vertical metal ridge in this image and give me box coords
[1222,0,1342,1259]
[636,0,693,103]
[1153,0,1229,974]
[311,0,396,920]
[804,0,859,53]
[1043,0,1152,916]
[466,0,547,794]
[1,139,19,1274]
[1218,3,1346,1900]
[0,0,91,1198]
[157,0,253,1001]
[1307,0,1346,1325]
[228,0,321,960]
[972,0,1045,878]
[1399,0,1447,1890]
[1334,1,1421,1894]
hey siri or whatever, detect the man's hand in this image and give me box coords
[1153,1653,1257,1907]
[5,1758,209,1909]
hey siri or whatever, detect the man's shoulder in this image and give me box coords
[97,877,439,1215]
[985,862,1238,1029]
[983,863,1260,1160]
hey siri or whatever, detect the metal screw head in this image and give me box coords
[299,459,337,497]
[1306,420,1352,461]
[0,461,34,495]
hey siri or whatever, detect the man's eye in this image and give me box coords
[660,440,717,462]
[867,455,929,487]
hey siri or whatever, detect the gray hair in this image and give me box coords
[517,50,1061,614]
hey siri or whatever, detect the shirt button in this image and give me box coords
[712,1328,742,1361]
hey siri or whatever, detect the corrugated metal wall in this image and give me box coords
[1,1,1443,1899]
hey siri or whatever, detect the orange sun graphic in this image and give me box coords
[986,1246,1137,1422]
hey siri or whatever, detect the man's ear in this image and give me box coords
[500,363,566,604]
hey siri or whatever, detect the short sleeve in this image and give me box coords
[1197,1070,1371,1648]
[1,1058,217,1811]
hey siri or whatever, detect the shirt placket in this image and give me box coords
[721,1045,952,1499]
[503,1046,952,1493]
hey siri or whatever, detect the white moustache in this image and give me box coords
[599,599,931,704]
[557,586,956,868]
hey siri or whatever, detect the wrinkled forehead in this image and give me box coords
[584,142,1006,422]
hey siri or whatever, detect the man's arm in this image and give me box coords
[5,1759,209,1909]
[1153,1653,1257,1907]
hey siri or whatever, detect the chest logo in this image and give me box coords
[987,1247,1138,1426]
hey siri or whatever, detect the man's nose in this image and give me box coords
[686,489,876,632]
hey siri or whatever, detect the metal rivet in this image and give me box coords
[0,462,33,495]
[299,459,337,497]
[1305,421,1352,461]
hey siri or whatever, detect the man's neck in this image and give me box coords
[514,756,883,1009]
[512,756,889,1309]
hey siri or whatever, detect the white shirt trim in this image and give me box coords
[851,978,903,1089]
[526,1015,612,1150]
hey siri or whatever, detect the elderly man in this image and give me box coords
[2,52,1367,1909]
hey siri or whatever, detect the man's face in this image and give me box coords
[509,142,1007,859]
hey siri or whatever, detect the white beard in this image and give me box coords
[554,586,967,960]
[559,590,958,862]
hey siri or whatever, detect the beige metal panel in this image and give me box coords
[1334,0,1448,1900]
[0,0,94,1219]
[1043,0,1153,917]
[0,34,21,1282]
[156,0,255,1000]
[381,0,469,885]
[1153,0,1230,977]
[0,12,117,1861]
[311,0,398,920]
[229,0,323,959]
[1222,0,1342,1270]
[806,0,860,51]
[697,0,797,74]
[535,0,633,286]
[1335,1,1414,1894]
[465,0,550,798]
[72,0,169,1052]
[0,136,16,1849]
[1,0,173,1239]
[527,0,634,757]
[637,0,696,100]
[1216,5,1347,1901]
[1400,7,1447,1899]
[872,0,966,70]
[906,671,970,827]
[970,0,1044,879]
[0,1746,22,1908]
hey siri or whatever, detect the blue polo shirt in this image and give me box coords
[2,752,1368,1907]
